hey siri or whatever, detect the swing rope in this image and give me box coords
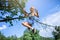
[34,18,59,32]
[34,18,57,27]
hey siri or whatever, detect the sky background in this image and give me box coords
[0,0,60,38]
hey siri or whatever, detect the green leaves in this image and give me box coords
[0,29,55,40]
[20,29,54,40]
[0,0,28,26]
[21,29,40,40]
[18,16,24,20]
[0,32,6,40]
[53,26,60,40]
[9,20,13,26]
[0,0,28,12]
[5,16,13,26]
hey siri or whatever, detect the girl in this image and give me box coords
[22,6,39,33]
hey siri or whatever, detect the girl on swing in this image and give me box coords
[22,6,39,33]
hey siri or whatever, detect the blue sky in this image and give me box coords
[0,0,60,38]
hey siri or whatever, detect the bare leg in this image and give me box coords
[22,22,36,33]
[22,22,33,30]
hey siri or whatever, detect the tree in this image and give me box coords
[7,35,18,40]
[0,32,7,40]
[20,29,41,40]
[0,31,54,40]
[53,26,60,40]
[0,0,28,26]
[19,29,54,40]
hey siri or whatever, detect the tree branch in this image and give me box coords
[0,17,25,22]
[0,0,28,22]
[15,0,28,16]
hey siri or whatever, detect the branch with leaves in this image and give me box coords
[0,0,28,22]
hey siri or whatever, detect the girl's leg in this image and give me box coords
[22,22,36,33]
[22,22,33,30]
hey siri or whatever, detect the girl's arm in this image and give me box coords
[23,8,29,17]
[34,9,39,18]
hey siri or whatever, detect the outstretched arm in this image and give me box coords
[22,9,29,17]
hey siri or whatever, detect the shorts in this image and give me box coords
[27,19,34,25]
[25,16,35,26]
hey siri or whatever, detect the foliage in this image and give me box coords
[19,29,54,40]
[0,0,28,26]
[0,29,54,40]
[53,26,60,40]
[0,32,7,40]
[22,29,40,40]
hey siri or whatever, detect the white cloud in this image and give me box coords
[42,11,60,26]
[39,28,53,37]
[39,11,60,37]
[0,25,7,30]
